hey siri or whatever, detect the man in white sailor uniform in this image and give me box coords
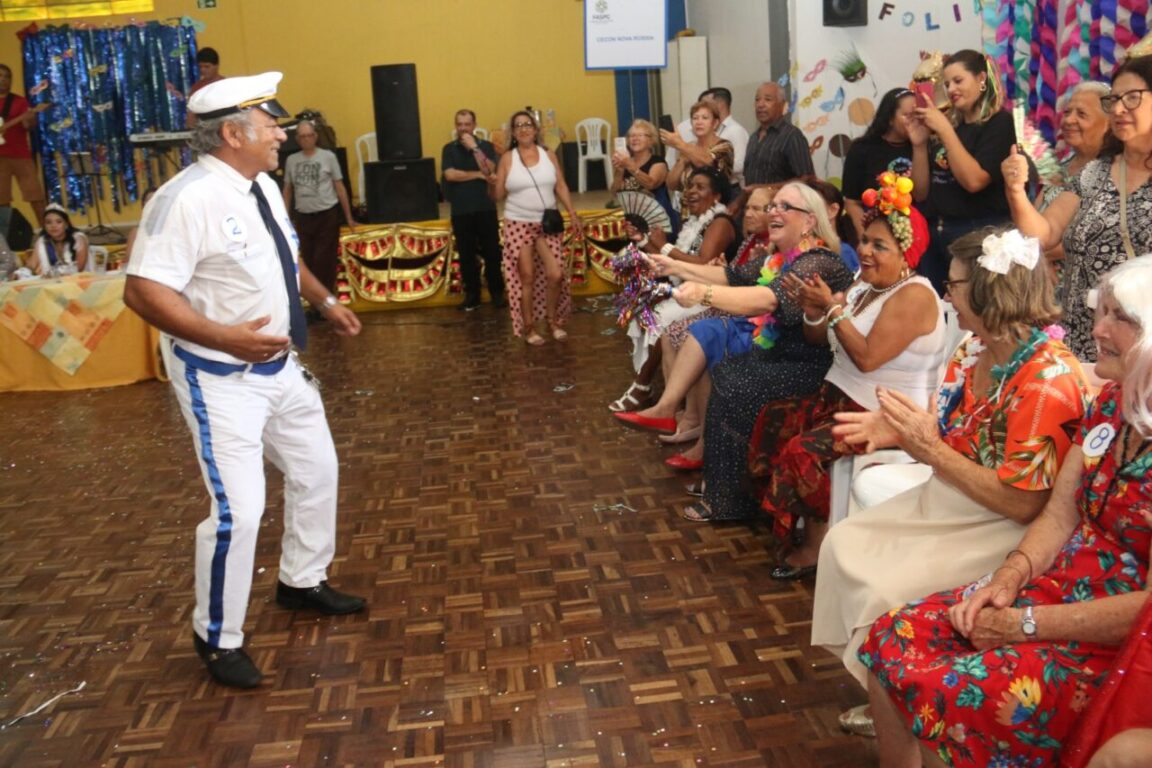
[125,72,366,689]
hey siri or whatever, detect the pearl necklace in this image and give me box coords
[848,273,913,315]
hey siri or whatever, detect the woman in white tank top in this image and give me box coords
[746,177,946,579]
[492,110,584,345]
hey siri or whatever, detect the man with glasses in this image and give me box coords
[125,72,366,689]
[441,109,504,310]
[282,119,356,296]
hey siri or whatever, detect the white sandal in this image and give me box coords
[838,704,875,738]
[608,381,651,412]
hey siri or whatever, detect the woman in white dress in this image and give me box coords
[26,203,89,276]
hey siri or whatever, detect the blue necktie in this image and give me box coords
[250,181,307,350]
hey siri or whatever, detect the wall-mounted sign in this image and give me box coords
[584,0,667,70]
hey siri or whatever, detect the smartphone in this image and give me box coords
[659,113,675,133]
[614,136,628,154]
[913,80,935,108]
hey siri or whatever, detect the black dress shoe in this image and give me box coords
[192,632,263,689]
[770,563,817,581]
[276,581,367,615]
[457,297,481,311]
[492,294,508,309]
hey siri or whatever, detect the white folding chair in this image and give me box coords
[354,132,377,205]
[574,117,613,194]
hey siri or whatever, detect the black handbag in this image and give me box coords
[541,207,565,234]
[519,148,566,235]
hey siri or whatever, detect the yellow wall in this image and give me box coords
[0,0,617,226]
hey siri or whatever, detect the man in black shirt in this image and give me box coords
[441,109,504,310]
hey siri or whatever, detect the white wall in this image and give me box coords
[684,0,772,130]
[685,0,982,185]
[789,0,982,185]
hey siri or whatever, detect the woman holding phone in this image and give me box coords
[610,119,675,231]
[908,49,1021,295]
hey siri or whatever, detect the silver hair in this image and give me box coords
[1097,254,1152,437]
[296,119,316,133]
[1062,80,1110,110]
[188,111,258,155]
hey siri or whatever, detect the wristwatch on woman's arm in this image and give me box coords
[1020,606,1038,639]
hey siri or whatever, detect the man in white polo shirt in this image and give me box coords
[125,72,366,689]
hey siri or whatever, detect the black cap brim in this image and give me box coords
[196,97,290,122]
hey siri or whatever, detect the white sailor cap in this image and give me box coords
[187,71,290,120]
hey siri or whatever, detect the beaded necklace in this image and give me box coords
[848,272,913,318]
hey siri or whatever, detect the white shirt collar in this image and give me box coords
[199,153,266,194]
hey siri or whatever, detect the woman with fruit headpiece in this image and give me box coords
[747,173,946,582]
[810,225,1092,739]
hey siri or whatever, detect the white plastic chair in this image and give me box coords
[354,132,377,205]
[574,118,613,194]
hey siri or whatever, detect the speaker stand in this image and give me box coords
[67,151,125,244]
[81,174,125,244]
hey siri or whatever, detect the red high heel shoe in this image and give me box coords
[613,411,676,433]
[664,454,703,471]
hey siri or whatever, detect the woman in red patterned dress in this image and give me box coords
[861,255,1152,767]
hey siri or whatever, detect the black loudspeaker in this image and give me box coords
[370,64,422,161]
[0,206,34,250]
[823,0,867,26]
[364,159,438,223]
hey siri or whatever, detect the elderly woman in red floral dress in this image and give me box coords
[861,255,1152,768]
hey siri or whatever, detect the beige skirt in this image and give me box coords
[811,474,1029,686]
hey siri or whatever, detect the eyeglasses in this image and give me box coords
[512,122,536,130]
[1101,89,1152,111]
[766,201,810,215]
[942,278,969,292]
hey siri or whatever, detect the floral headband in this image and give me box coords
[860,172,929,270]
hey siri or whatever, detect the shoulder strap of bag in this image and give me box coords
[1119,160,1138,260]
[517,147,549,208]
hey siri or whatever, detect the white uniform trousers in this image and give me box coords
[167,346,339,649]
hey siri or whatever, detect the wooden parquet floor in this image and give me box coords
[0,300,878,767]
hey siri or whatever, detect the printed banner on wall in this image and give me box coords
[584,0,667,70]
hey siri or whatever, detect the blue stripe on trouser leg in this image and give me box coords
[185,364,234,648]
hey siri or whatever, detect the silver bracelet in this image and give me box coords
[660,243,675,257]
[802,312,825,326]
[828,309,853,330]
